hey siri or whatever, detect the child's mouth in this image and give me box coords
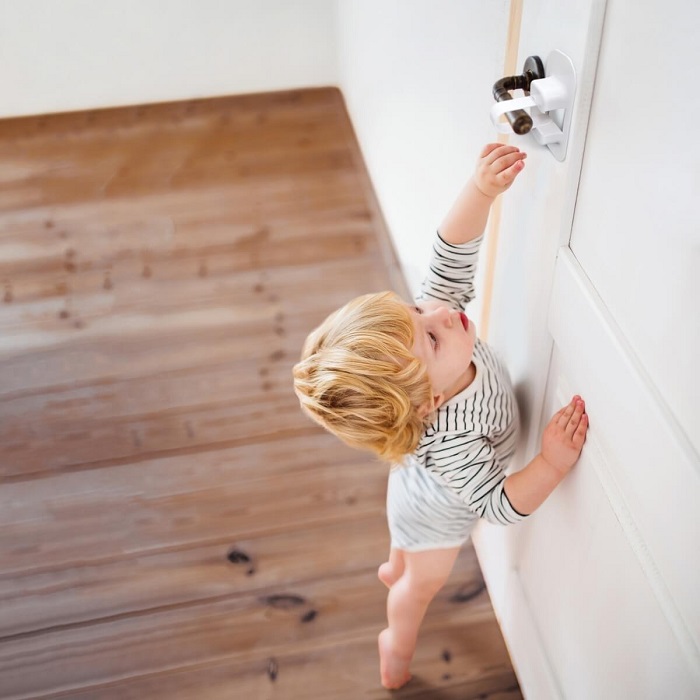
[459,312,469,331]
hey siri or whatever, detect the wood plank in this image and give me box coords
[1,388,311,477]
[0,264,385,356]
[0,229,381,319]
[0,452,388,575]
[0,89,350,209]
[40,621,521,700]
[0,512,389,637]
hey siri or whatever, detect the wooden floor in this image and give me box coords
[0,88,522,699]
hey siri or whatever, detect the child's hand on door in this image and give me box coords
[541,396,589,475]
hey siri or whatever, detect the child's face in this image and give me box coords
[407,300,477,410]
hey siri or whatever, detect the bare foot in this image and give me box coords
[378,628,412,689]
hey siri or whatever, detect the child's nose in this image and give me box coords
[434,306,453,327]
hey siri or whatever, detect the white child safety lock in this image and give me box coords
[490,50,576,161]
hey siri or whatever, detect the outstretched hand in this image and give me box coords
[541,396,589,475]
[474,143,527,198]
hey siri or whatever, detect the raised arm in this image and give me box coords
[439,143,527,246]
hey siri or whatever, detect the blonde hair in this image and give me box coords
[292,291,433,463]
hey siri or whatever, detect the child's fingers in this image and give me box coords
[494,155,527,184]
[483,144,521,166]
[484,145,520,166]
[557,398,578,427]
[551,396,577,423]
[565,400,585,437]
[494,150,527,173]
[552,396,584,433]
[480,142,505,158]
[551,406,567,422]
[500,158,526,182]
[573,414,589,446]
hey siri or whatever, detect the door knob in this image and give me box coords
[492,55,545,135]
[490,50,577,162]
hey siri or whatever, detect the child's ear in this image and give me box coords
[418,394,444,418]
[417,400,432,419]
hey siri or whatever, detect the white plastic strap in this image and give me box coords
[489,95,536,133]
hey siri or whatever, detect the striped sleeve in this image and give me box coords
[416,232,483,311]
[423,434,527,525]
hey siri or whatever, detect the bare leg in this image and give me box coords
[378,547,405,589]
[378,546,460,689]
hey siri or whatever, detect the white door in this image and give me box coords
[473,1,700,698]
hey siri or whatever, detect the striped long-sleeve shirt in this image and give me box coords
[412,233,526,526]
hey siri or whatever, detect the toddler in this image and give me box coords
[293,143,588,689]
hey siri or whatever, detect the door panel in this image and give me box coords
[544,249,700,694]
[568,0,700,451]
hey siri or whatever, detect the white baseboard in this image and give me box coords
[472,523,562,700]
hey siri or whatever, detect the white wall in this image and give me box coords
[335,0,511,325]
[0,0,338,118]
